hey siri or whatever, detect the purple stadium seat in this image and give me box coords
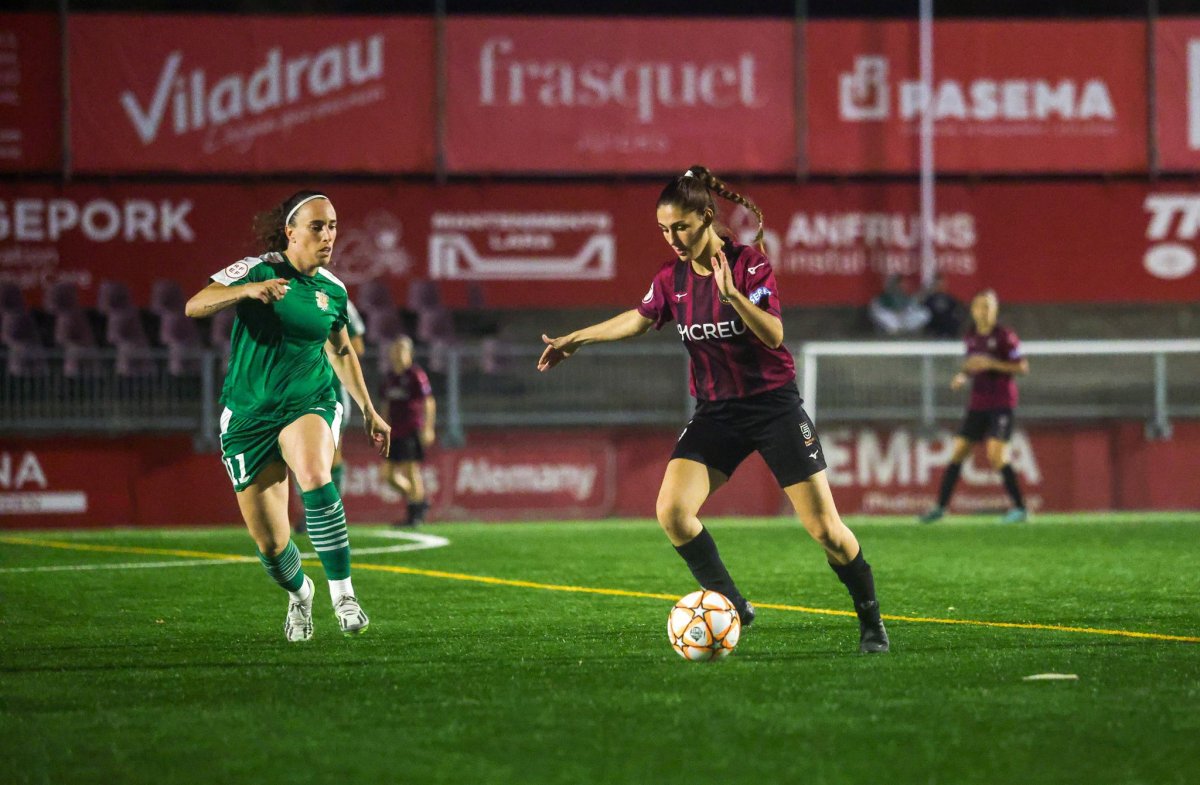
[356,278,396,313]
[0,282,25,315]
[2,311,49,376]
[53,308,101,377]
[96,280,133,315]
[150,279,186,317]
[364,308,406,348]
[42,281,80,315]
[416,306,456,344]
[406,279,442,312]
[107,310,156,377]
[160,312,203,376]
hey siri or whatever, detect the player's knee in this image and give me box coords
[802,511,844,549]
[655,498,694,533]
[256,536,288,558]
[293,468,332,492]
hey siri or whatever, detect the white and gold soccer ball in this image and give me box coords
[667,589,741,661]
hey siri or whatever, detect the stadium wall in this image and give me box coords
[2,423,1198,528]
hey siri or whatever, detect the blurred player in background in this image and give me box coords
[185,190,390,641]
[380,335,436,527]
[538,166,889,654]
[920,289,1030,524]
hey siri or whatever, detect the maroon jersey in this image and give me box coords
[382,365,432,437]
[965,324,1022,410]
[637,241,795,401]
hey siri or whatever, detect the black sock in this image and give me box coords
[937,462,963,508]
[1000,464,1025,509]
[673,527,747,611]
[407,501,428,525]
[830,550,880,619]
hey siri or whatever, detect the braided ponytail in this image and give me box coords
[657,165,765,252]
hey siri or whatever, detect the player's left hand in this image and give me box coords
[711,248,736,304]
[365,409,391,457]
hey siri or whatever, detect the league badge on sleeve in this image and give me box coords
[224,261,249,281]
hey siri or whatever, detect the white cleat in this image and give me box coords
[333,594,370,636]
[284,575,315,643]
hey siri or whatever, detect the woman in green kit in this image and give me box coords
[186,191,391,642]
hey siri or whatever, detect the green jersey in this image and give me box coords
[330,298,366,399]
[212,252,349,420]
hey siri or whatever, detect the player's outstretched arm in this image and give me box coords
[185,279,289,318]
[326,327,390,456]
[537,309,653,372]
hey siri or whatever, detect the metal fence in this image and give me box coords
[3,339,1198,445]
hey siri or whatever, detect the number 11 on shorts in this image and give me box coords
[223,453,249,485]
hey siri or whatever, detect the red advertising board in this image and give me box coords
[806,20,1148,173]
[68,15,435,174]
[2,180,1199,311]
[4,424,1199,529]
[0,14,61,172]
[444,17,795,174]
[1155,18,1200,172]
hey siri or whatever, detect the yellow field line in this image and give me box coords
[3,535,1197,644]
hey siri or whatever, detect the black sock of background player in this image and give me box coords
[407,501,428,525]
[830,550,880,617]
[673,527,748,612]
[1000,465,1025,509]
[937,462,963,508]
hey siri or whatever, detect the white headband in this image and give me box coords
[683,170,695,178]
[284,194,328,227]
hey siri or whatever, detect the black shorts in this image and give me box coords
[959,408,1015,442]
[386,435,425,463]
[671,381,827,487]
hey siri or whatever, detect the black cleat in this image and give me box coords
[737,600,756,629]
[856,600,890,653]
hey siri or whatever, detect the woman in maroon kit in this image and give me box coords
[920,289,1030,525]
[380,336,436,527]
[538,166,888,653]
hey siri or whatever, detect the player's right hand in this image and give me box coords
[248,278,290,304]
[537,333,577,372]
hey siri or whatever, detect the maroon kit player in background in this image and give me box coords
[380,336,436,527]
[920,289,1031,524]
[538,166,889,653]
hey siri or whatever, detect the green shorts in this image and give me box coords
[218,401,344,492]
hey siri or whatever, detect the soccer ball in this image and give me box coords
[667,589,741,661]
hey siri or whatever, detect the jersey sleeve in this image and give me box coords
[330,290,349,333]
[345,299,365,339]
[210,256,267,287]
[741,253,783,317]
[1001,328,1023,361]
[414,367,433,398]
[635,266,673,331]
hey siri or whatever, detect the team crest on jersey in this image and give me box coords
[315,291,329,311]
[224,261,249,280]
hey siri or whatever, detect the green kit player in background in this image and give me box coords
[186,191,391,642]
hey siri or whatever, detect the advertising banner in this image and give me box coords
[0,14,61,172]
[68,15,435,173]
[5,424,1199,528]
[806,20,1147,173]
[3,180,1199,311]
[1155,18,1200,171]
[444,17,796,174]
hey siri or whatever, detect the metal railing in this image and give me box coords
[3,338,1198,445]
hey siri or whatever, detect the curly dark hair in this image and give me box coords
[251,190,327,253]
[656,165,764,249]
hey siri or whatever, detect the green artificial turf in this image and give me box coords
[1,514,1197,785]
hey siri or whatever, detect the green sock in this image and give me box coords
[331,462,345,493]
[256,540,306,592]
[303,482,351,581]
